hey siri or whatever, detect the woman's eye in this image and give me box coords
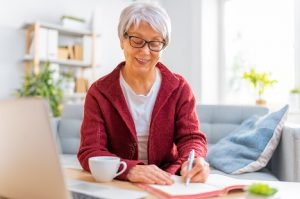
[132,38,144,45]
[150,42,161,47]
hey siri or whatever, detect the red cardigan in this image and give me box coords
[77,62,207,180]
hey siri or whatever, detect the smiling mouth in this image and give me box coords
[136,58,149,65]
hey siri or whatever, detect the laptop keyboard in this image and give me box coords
[67,179,147,199]
[71,190,104,199]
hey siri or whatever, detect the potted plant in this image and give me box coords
[246,183,278,199]
[242,68,277,105]
[15,62,63,117]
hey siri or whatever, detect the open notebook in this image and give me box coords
[136,174,249,199]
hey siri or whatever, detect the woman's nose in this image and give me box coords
[139,43,152,54]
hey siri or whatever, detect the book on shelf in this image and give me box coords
[73,44,83,60]
[57,44,83,61]
[47,29,58,59]
[135,174,248,199]
[75,77,89,93]
[68,44,75,60]
[27,27,47,59]
[58,46,69,60]
[28,28,58,59]
[83,36,92,64]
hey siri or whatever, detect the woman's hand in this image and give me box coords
[180,157,210,183]
[127,164,174,185]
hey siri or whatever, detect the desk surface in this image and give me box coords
[64,168,300,199]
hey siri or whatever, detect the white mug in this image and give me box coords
[88,156,127,182]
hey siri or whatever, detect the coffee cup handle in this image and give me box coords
[115,161,127,177]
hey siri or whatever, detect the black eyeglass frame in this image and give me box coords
[124,32,166,52]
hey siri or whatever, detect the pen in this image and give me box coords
[185,149,195,186]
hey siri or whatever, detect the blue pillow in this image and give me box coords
[206,105,289,174]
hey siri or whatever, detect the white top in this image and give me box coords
[120,68,161,164]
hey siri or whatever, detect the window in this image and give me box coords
[222,0,294,107]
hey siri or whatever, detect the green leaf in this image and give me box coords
[247,183,278,196]
[242,68,277,98]
[14,62,63,117]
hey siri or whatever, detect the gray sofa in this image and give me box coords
[54,104,300,182]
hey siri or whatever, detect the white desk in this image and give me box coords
[65,168,300,199]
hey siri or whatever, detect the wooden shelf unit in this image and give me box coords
[22,21,99,76]
[22,21,100,103]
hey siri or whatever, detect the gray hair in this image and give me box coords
[118,2,171,46]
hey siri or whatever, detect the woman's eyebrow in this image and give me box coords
[127,32,163,40]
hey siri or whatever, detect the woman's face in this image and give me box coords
[121,21,164,75]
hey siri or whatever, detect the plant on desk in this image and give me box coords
[246,183,278,199]
[15,62,63,117]
[242,68,277,106]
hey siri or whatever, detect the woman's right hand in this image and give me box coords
[127,164,174,185]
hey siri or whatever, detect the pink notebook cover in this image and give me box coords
[135,174,247,199]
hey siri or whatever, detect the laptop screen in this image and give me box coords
[0,98,147,199]
[0,99,71,199]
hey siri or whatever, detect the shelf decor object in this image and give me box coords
[22,21,100,104]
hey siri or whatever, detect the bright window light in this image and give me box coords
[223,0,294,107]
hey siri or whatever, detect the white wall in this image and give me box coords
[0,0,207,103]
[200,0,220,104]
[0,0,129,100]
[295,0,300,89]
[159,0,220,104]
[159,0,203,102]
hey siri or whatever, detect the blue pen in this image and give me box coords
[185,149,195,186]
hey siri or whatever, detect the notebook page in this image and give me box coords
[205,174,248,188]
[149,174,246,196]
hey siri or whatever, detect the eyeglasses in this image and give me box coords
[124,33,166,52]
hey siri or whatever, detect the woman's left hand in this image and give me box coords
[180,157,210,183]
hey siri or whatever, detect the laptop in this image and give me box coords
[0,98,147,199]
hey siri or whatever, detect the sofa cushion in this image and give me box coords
[58,119,81,154]
[197,105,269,144]
[57,104,83,154]
[210,168,278,181]
[206,105,288,174]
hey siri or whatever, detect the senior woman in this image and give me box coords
[78,2,209,185]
